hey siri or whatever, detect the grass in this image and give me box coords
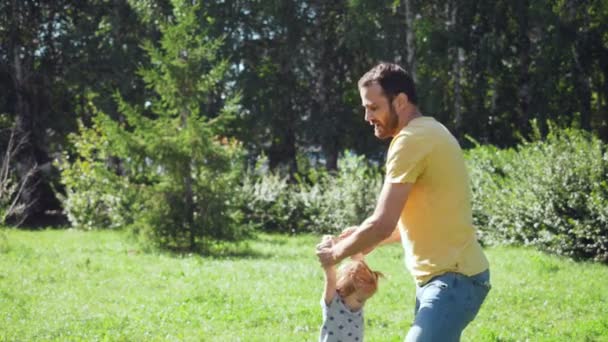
[1,228,608,341]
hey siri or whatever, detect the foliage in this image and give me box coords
[240,152,383,234]
[56,117,136,230]
[2,0,608,224]
[0,119,36,225]
[467,124,608,262]
[0,130,21,225]
[57,0,248,250]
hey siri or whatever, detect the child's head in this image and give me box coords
[336,259,383,302]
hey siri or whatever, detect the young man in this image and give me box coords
[316,62,491,341]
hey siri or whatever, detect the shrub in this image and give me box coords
[467,125,608,262]
[240,152,382,234]
[56,120,136,230]
[300,152,383,233]
[240,170,300,233]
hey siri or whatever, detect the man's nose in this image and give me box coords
[364,110,372,122]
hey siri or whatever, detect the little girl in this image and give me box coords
[317,235,383,342]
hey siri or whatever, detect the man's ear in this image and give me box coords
[393,93,409,110]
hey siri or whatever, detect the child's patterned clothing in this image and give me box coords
[319,292,364,342]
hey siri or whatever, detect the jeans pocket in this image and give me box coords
[473,279,492,291]
[418,273,456,303]
[424,273,453,290]
[470,270,492,291]
[469,276,491,312]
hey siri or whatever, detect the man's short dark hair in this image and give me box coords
[358,62,417,105]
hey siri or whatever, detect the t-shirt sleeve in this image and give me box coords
[320,292,339,319]
[385,132,431,184]
[320,292,337,309]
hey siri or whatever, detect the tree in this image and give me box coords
[60,0,246,250]
[0,0,164,224]
[1,0,63,223]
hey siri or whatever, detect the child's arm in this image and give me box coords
[318,235,337,305]
[322,264,337,305]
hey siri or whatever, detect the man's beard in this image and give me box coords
[376,104,400,140]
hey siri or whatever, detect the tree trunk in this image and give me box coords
[324,143,338,171]
[180,111,196,250]
[313,1,345,172]
[185,168,195,250]
[268,123,297,176]
[10,0,40,223]
[601,56,608,142]
[266,1,299,177]
[517,0,531,134]
[450,2,464,138]
[404,0,417,82]
[572,46,592,131]
[453,47,464,138]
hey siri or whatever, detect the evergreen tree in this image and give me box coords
[59,0,246,250]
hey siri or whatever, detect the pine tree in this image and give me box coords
[60,0,246,250]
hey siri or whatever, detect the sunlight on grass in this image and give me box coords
[1,228,607,341]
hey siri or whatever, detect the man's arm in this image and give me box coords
[317,181,412,266]
[363,226,401,256]
[379,226,401,245]
[338,225,401,256]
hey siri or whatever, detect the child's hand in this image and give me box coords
[351,253,364,261]
[316,235,338,270]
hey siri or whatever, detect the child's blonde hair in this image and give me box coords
[336,259,383,298]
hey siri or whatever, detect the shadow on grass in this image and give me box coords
[202,242,272,259]
[0,230,9,254]
[3,212,69,230]
[161,239,273,260]
[253,233,289,246]
[158,233,314,260]
[193,233,291,259]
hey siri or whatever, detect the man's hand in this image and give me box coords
[316,235,337,268]
[338,226,358,240]
[316,235,335,250]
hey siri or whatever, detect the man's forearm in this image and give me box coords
[331,216,393,263]
[379,227,401,246]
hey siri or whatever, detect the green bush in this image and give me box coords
[239,168,298,233]
[467,125,608,262]
[240,152,382,234]
[56,120,137,230]
[301,152,383,233]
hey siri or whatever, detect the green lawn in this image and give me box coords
[1,229,608,341]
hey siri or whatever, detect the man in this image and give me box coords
[316,62,490,341]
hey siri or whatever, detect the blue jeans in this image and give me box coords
[405,270,491,342]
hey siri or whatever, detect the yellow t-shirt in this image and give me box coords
[386,116,489,285]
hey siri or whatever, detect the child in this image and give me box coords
[317,235,383,342]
